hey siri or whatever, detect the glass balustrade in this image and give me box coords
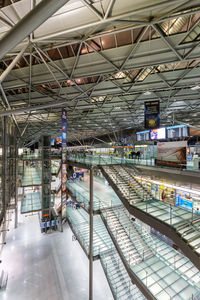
[131,256,198,300]
[22,167,42,186]
[102,206,200,300]
[21,192,54,213]
[65,176,200,299]
[67,153,200,173]
[66,179,121,212]
[100,250,146,300]
[67,153,147,166]
[66,207,113,257]
[103,165,200,259]
[21,192,41,213]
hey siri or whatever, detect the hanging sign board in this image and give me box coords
[144,100,160,129]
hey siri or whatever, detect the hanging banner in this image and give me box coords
[41,135,51,220]
[62,109,67,148]
[156,141,187,168]
[144,100,160,129]
[61,109,67,210]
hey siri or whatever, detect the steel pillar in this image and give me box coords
[89,166,94,300]
[14,141,18,228]
[0,0,70,60]
[0,43,28,83]
[2,117,7,214]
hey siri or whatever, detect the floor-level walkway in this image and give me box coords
[0,210,113,300]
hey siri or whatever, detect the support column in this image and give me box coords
[2,116,8,210]
[61,108,67,232]
[23,160,25,176]
[41,135,51,232]
[2,117,7,216]
[89,166,94,300]
[14,141,18,228]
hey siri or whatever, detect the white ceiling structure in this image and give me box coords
[0,0,200,145]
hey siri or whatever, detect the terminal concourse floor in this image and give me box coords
[0,210,113,300]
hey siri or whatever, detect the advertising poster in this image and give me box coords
[62,109,67,147]
[189,128,200,137]
[144,100,160,129]
[150,128,166,140]
[156,141,187,168]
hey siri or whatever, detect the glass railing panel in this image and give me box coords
[67,153,155,166]
[131,256,199,300]
[66,207,113,256]
[22,167,42,186]
[66,177,122,211]
[102,206,200,299]
[21,192,54,213]
[21,192,42,213]
[131,220,200,288]
[100,250,146,300]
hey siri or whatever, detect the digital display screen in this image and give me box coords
[167,125,188,138]
[51,139,55,146]
[136,130,150,141]
[150,128,166,140]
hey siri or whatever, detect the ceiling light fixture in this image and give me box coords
[143,91,152,95]
[191,85,200,90]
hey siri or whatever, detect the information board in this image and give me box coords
[136,130,150,141]
[167,125,188,139]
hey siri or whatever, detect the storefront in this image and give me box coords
[175,189,200,214]
[186,145,200,171]
[139,178,175,205]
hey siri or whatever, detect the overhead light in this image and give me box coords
[143,91,152,95]
[191,85,200,90]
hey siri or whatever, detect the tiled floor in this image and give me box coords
[0,210,113,300]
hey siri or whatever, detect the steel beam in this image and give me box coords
[120,26,149,69]
[0,84,21,135]
[152,24,183,61]
[0,43,28,83]
[0,0,70,60]
[32,0,190,42]
[84,41,120,71]
[81,0,102,20]
[104,0,115,19]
